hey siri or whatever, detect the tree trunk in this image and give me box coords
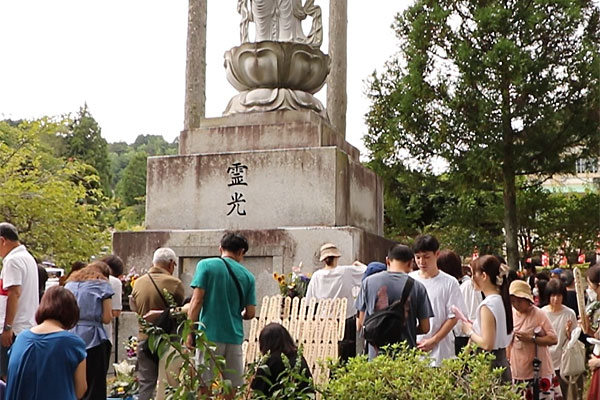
[327,0,348,136]
[183,0,207,131]
[502,158,520,270]
[501,82,520,270]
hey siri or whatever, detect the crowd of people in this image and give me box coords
[0,220,599,399]
[305,235,600,400]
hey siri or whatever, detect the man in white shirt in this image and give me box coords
[0,222,39,379]
[409,235,466,366]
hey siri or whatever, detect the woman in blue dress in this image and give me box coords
[65,262,114,400]
[6,285,87,399]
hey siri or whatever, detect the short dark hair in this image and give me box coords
[36,285,80,329]
[0,223,19,242]
[259,323,297,357]
[560,269,574,286]
[101,254,124,277]
[545,278,567,299]
[71,261,86,273]
[388,244,414,262]
[220,232,249,254]
[412,235,439,253]
[437,250,463,281]
[587,264,600,285]
[524,262,536,272]
[323,256,336,267]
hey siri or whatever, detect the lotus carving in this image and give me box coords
[225,41,330,94]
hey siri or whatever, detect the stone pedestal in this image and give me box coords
[113,227,394,306]
[112,110,394,336]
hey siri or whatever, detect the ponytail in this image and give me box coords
[499,276,513,334]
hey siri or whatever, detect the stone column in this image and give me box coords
[183,0,208,130]
[326,0,347,137]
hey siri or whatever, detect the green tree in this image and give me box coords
[114,151,148,228]
[365,0,600,268]
[62,105,112,195]
[132,134,178,156]
[116,151,147,207]
[0,119,109,267]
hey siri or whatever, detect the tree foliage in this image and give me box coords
[109,135,177,229]
[365,0,600,267]
[62,104,112,195]
[0,119,109,267]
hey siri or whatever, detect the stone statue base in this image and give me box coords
[223,41,330,118]
[224,88,326,118]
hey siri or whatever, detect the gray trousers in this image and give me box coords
[137,340,158,400]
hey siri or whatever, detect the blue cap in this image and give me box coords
[363,262,386,281]
[551,268,563,274]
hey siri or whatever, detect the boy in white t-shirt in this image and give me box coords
[409,235,466,366]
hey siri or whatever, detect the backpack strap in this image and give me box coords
[387,276,414,313]
[221,258,245,312]
[400,276,414,306]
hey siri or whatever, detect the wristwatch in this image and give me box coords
[3,324,12,331]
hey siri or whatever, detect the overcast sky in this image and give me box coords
[0,1,410,154]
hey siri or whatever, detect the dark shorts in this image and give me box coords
[0,333,16,378]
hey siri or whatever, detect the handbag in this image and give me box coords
[140,273,177,363]
[560,337,586,380]
[147,273,177,334]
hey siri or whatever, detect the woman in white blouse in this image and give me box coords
[461,255,513,382]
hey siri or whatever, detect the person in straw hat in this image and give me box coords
[508,279,560,400]
[305,243,366,359]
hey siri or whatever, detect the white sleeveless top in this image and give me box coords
[473,294,513,349]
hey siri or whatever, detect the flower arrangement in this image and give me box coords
[120,267,139,311]
[108,360,138,398]
[120,267,139,298]
[273,263,311,298]
[124,336,138,359]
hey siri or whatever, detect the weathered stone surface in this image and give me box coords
[144,147,382,235]
[179,110,359,161]
[113,227,395,303]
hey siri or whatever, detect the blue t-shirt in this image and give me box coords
[65,280,114,349]
[6,330,87,400]
[190,257,256,344]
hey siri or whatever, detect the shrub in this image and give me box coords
[321,343,521,400]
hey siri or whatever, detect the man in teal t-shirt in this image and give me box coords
[187,232,256,388]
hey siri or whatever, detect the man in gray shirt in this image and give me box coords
[356,244,433,359]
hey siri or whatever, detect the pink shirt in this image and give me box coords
[509,306,557,380]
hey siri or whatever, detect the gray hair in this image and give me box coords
[152,247,177,268]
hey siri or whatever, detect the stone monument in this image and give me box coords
[113,0,394,305]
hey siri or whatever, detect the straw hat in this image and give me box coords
[509,280,534,303]
[319,243,341,262]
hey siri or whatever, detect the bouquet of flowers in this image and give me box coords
[273,263,311,298]
[124,336,138,359]
[108,360,138,398]
[120,267,139,298]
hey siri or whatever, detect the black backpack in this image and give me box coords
[363,276,414,348]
